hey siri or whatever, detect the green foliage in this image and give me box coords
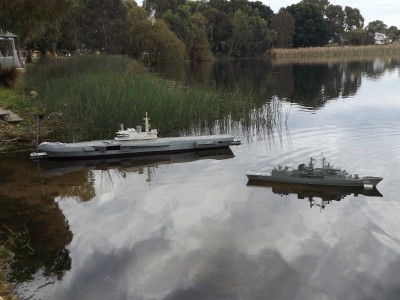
[2,0,389,60]
[387,26,399,42]
[143,0,186,18]
[271,9,295,48]
[147,20,186,64]
[343,29,367,46]
[188,13,214,61]
[125,7,185,64]
[302,0,330,14]
[229,9,274,57]
[162,4,213,60]
[344,6,364,31]
[202,8,232,55]
[286,2,329,48]
[0,0,79,43]
[366,20,388,34]
[125,6,152,59]
[74,0,131,54]
[162,5,193,45]
[325,4,345,45]
[248,1,274,25]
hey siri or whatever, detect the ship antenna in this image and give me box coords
[144,112,151,133]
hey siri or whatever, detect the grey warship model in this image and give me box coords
[31,113,241,160]
[247,157,383,188]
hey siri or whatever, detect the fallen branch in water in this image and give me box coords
[0,138,20,143]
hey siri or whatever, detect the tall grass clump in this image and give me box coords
[0,66,21,88]
[25,55,287,141]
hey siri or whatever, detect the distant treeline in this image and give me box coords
[1,0,399,63]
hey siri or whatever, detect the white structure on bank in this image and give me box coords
[374,32,390,45]
[0,28,21,68]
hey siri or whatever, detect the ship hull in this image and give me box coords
[246,172,383,188]
[37,135,240,160]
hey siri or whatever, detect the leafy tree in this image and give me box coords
[143,0,185,18]
[387,26,399,41]
[75,0,131,54]
[344,6,364,31]
[302,0,330,15]
[189,13,214,60]
[202,7,232,55]
[33,22,61,55]
[366,20,388,33]
[248,13,275,55]
[271,10,295,48]
[162,5,193,46]
[147,20,186,64]
[124,6,152,58]
[226,0,253,15]
[228,9,273,57]
[248,1,274,26]
[286,2,328,47]
[229,9,251,56]
[325,4,345,44]
[162,5,213,60]
[57,14,79,51]
[0,0,79,44]
[208,0,229,12]
[343,28,367,45]
[125,6,185,64]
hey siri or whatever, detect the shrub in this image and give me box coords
[0,67,21,88]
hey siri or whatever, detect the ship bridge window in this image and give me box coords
[106,145,121,151]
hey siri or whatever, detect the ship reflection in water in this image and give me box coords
[37,148,235,179]
[247,180,382,210]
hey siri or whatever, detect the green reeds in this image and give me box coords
[25,55,286,141]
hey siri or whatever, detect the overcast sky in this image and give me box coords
[135,0,400,28]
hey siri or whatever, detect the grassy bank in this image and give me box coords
[25,55,283,142]
[0,85,40,152]
[271,43,400,60]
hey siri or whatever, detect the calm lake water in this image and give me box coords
[1,57,400,300]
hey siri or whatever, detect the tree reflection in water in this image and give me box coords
[0,155,73,283]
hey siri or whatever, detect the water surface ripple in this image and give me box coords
[3,61,400,300]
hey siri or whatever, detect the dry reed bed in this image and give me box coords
[271,44,400,60]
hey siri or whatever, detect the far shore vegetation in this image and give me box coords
[1,0,400,65]
[271,43,400,60]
